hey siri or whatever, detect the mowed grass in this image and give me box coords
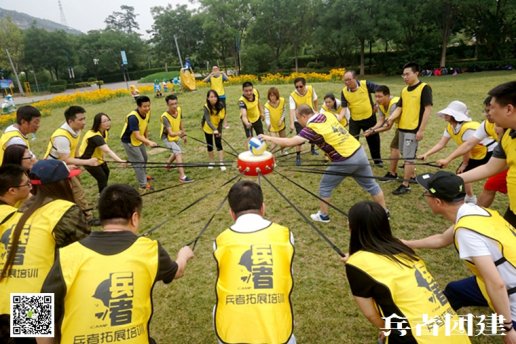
[19,70,516,343]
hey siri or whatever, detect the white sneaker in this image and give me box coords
[465,195,477,204]
[208,162,214,170]
[220,164,227,171]
[310,211,330,223]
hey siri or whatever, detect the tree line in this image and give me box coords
[1,0,514,84]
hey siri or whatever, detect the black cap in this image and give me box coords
[416,171,465,202]
[30,160,81,185]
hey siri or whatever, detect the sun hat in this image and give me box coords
[437,100,471,122]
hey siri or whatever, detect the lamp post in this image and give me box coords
[31,70,40,93]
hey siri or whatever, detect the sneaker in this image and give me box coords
[220,164,227,171]
[296,156,301,166]
[146,175,154,181]
[408,177,417,184]
[140,183,154,193]
[385,208,391,220]
[179,176,194,183]
[87,218,101,227]
[374,161,384,168]
[311,149,319,156]
[381,172,398,182]
[392,184,411,195]
[208,162,215,170]
[310,211,330,223]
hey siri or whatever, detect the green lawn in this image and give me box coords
[25,70,516,343]
[139,71,180,83]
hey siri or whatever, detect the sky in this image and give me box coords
[0,0,192,35]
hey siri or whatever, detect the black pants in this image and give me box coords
[85,163,110,193]
[205,132,223,151]
[349,115,382,163]
[243,120,264,138]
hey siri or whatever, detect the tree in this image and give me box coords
[0,17,24,73]
[105,5,140,34]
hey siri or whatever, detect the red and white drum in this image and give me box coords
[237,151,275,176]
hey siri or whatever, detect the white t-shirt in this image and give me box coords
[48,122,80,159]
[455,203,516,319]
[3,125,36,158]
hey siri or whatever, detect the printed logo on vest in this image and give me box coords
[93,272,134,326]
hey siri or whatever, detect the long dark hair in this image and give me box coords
[91,112,110,136]
[2,144,28,167]
[324,93,337,110]
[348,201,418,266]
[0,179,75,281]
[206,89,223,114]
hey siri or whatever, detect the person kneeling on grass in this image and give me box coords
[40,184,194,344]
[260,104,387,223]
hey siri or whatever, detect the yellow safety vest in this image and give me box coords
[0,128,31,164]
[120,110,151,147]
[239,89,261,123]
[306,113,361,159]
[290,85,315,111]
[78,130,109,164]
[214,223,294,344]
[484,120,499,140]
[0,199,74,314]
[203,105,226,135]
[264,97,286,132]
[210,75,225,96]
[58,236,159,344]
[378,97,400,118]
[342,81,374,121]
[0,204,20,277]
[160,107,182,142]
[347,251,470,344]
[399,82,427,131]
[44,127,80,159]
[321,103,347,127]
[446,121,488,160]
[454,208,516,310]
[502,130,516,212]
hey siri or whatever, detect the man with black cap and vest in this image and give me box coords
[405,171,516,341]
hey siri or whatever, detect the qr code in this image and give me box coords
[10,293,54,337]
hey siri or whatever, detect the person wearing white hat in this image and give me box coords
[418,100,496,204]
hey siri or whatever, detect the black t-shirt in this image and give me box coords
[80,134,106,160]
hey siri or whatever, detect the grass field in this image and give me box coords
[18,70,516,343]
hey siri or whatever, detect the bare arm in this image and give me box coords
[386,106,402,126]
[133,130,157,147]
[418,136,450,160]
[403,225,454,249]
[240,107,251,128]
[260,134,307,147]
[416,105,432,141]
[58,152,98,167]
[460,157,507,183]
[99,144,125,163]
[354,296,385,329]
[437,137,481,168]
[174,246,194,279]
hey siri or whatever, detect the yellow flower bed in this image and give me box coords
[0,109,52,128]
[32,89,129,110]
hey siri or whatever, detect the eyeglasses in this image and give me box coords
[13,181,32,189]
[21,154,34,160]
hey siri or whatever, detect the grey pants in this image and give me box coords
[122,142,148,187]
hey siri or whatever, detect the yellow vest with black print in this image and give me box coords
[44,127,80,159]
[379,97,400,118]
[342,81,374,121]
[239,89,261,123]
[203,105,226,135]
[454,208,516,311]
[0,204,21,284]
[79,130,109,164]
[322,103,347,127]
[210,75,225,96]
[502,130,516,212]
[0,200,73,314]
[0,128,30,164]
[160,107,182,142]
[399,82,427,131]
[446,121,488,160]
[58,237,159,344]
[120,110,151,147]
[307,112,361,158]
[290,85,315,110]
[214,223,294,344]
[264,97,286,132]
[347,251,470,344]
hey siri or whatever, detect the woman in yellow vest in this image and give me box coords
[2,144,36,171]
[202,90,226,171]
[79,113,126,193]
[0,160,90,340]
[419,101,496,204]
[321,93,348,127]
[264,87,287,154]
[345,201,470,344]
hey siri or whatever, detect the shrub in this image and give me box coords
[49,84,66,93]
